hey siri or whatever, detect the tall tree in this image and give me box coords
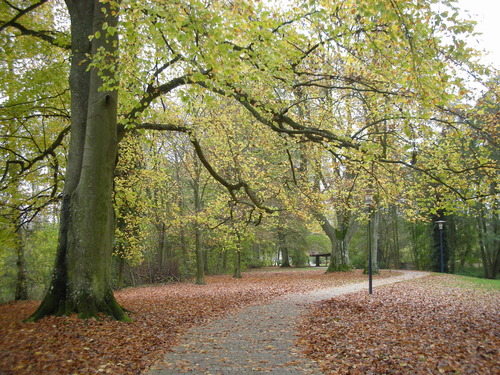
[27,0,126,320]
[471,80,500,278]
[14,226,28,300]
[2,0,494,320]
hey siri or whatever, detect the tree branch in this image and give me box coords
[4,21,71,49]
[189,137,276,214]
[0,0,49,32]
[123,75,190,127]
[131,122,189,133]
[1,125,70,184]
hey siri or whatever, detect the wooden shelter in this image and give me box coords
[309,253,331,267]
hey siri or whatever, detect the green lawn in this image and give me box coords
[445,273,500,290]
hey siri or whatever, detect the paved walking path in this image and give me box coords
[147,271,429,375]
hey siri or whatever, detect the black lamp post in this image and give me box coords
[436,220,446,273]
[365,189,374,294]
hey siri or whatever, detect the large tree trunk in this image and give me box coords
[320,215,351,273]
[28,0,128,321]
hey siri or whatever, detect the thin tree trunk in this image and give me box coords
[477,208,491,279]
[116,255,125,290]
[372,209,380,273]
[222,247,228,273]
[15,226,28,301]
[193,173,205,284]
[204,245,209,274]
[233,231,243,278]
[491,184,500,279]
[410,223,420,270]
[195,228,206,285]
[180,228,189,274]
[448,216,457,274]
[233,248,242,278]
[278,228,290,267]
[492,219,500,279]
[159,225,179,281]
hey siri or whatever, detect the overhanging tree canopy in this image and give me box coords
[1,0,498,320]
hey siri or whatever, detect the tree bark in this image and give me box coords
[116,255,125,290]
[492,215,500,279]
[321,215,351,273]
[233,248,242,278]
[448,215,457,274]
[371,209,380,273]
[15,226,28,301]
[477,203,499,279]
[490,182,500,279]
[158,223,179,281]
[477,210,491,278]
[410,223,420,270]
[28,0,128,321]
[278,228,290,267]
[193,171,206,285]
[194,228,206,284]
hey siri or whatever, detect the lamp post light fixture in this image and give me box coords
[364,189,375,294]
[436,220,446,273]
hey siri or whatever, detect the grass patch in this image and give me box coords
[445,273,500,291]
[454,266,485,278]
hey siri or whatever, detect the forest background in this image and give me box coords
[0,0,498,313]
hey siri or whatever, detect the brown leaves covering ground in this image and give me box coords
[298,274,500,375]
[0,268,389,375]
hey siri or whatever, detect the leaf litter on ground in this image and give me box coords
[297,274,499,375]
[0,268,392,374]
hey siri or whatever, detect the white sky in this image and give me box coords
[456,0,500,69]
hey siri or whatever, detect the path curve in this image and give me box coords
[147,270,429,375]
